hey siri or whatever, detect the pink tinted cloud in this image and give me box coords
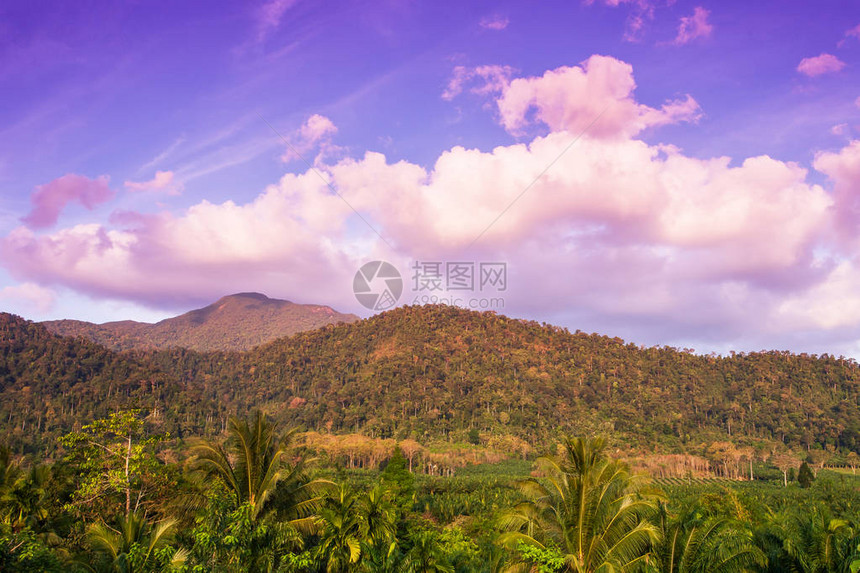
[493,55,701,138]
[0,54,850,343]
[442,65,514,101]
[256,0,299,41]
[125,170,181,194]
[583,0,662,42]
[674,7,712,45]
[479,15,509,30]
[282,114,339,162]
[814,140,860,237]
[0,282,56,314]
[797,53,846,77]
[21,174,114,229]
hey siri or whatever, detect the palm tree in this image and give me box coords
[359,483,399,573]
[645,503,765,573]
[316,484,365,573]
[403,531,454,573]
[498,436,660,573]
[189,410,326,528]
[2,465,50,530]
[86,511,187,572]
[758,506,860,573]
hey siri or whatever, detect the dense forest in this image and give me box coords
[3,305,860,469]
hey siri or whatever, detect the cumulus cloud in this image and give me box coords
[2,55,858,348]
[125,171,182,194]
[0,282,56,314]
[21,174,114,229]
[674,7,712,45]
[797,53,846,77]
[492,55,701,138]
[282,114,339,162]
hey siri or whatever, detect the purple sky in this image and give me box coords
[2,0,860,356]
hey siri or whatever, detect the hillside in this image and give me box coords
[0,313,219,455]
[148,305,860,455]
[41,292,359,351]
[3,305,860,460]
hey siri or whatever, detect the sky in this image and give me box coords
[1,0,860,356]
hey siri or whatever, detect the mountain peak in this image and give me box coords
[41,293,359,352]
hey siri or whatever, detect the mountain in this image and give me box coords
[41,292,359,352]
[3,305,859,459]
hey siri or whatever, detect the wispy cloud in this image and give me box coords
[137,137,186,174]
[125,171,182,195]
[256,0,300,42]
[479,15,509,31]
[673,7,713,45]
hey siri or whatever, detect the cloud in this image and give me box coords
[21,174,114,229]
[0,282,56,314]
[797,53,846,77]
[442,65,515,101]
[831,123,849,136]
[814,140,860,237]
[479,15,509,31]
[281,114,339,163]
[491,55,701,138]
[256,0,299,41]
[2,55,857,350]
[846,23,860,40]
[124,171,182,195]
[582,0,662,42]
[674,7,713,45]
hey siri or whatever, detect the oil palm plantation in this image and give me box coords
[644,502,765,573]
[498,436,660,573]
[756,506,860,573]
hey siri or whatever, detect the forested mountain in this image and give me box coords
[40,292,359,351]
[3,304,859,461]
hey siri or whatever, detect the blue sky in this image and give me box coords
[2,0,860,355]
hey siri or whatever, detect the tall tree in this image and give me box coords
[59,410,166,519]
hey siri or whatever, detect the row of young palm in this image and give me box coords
[1,410,859,572]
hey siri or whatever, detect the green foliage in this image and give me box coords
[86,511,186,572]
[799,462,815,489]
[380,446,415,510]
[516,541,565,572]
[59,410,167,519]
[0,524,63,572]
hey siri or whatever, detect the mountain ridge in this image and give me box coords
[40,292,359,352]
